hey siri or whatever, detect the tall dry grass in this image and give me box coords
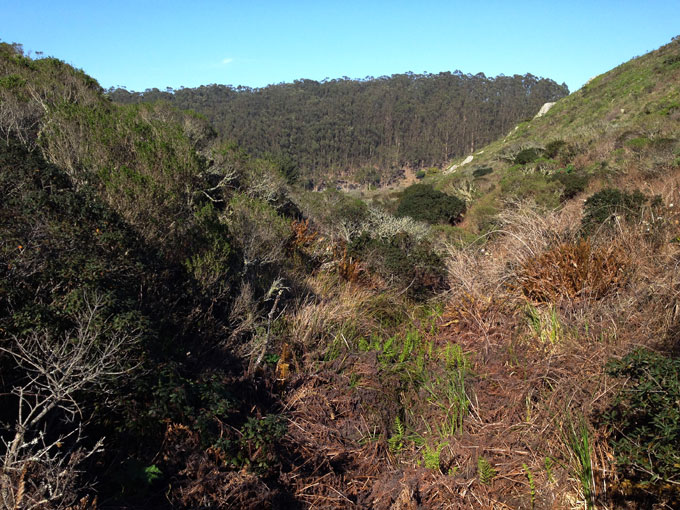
[287,274,407,360]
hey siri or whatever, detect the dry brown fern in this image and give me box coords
[517,239,629,304]
[290,218,318,249]
[334,243,364,283]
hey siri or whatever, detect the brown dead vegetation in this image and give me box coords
[518,239,629,304]
[291,218,319,248]
[160,416,286,509]
[438,179,680,507]
[263,171,680,509]
[280,361,394,509]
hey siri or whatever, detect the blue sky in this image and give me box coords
[2,1,679,93]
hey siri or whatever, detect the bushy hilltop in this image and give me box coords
[109,72,568,187]
[0,37,679,510]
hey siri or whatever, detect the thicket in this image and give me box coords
[395,183,466,224]
[603,349,680,495]
[3,36,680,510]
[0,139,161,506]
[0,43,455,507]
[0,133,298,506]
[580,188,649,234]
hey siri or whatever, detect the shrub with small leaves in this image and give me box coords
[514,147,542,165]
[544,139,567,159]
[349,232,445,297]
[472,166,493,178]
[581,188,647,234]
[226,414,287,475]
[226,193,291,269]
[603,348,680,489]
[500,167,562,209]
[551,166,588,200]
[395,183,465,225]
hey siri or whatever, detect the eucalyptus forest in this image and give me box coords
[109,73,568,185]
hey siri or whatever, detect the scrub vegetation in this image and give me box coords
[0,36,679,509]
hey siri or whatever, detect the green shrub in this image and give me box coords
[415,170,426,180]
[349,232,445,297]
[581,188,647,234]
[234,414,287,474]
[184,202,238,302]
[603,349,680,490]
[514,147,542,165]
[264,153,299,185]
[551,166,589,200]
[395,183,465,224]
[0,74,26,89]
[663,54,680,66]
[301,188,368,235]
[147,368,237,437]
[226,194,290,269]
[40,102,208,251]
[472,166,493,178]
[544,140,567,159]
[500,167,562,209]
[624,137,651,152]
[658,101,680,116]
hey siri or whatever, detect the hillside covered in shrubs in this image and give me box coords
[1,36,680,510]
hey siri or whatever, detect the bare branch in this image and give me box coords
[0,292,141,507]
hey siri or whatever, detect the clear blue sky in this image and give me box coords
[2,1,679,93]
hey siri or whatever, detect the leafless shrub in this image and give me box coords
[228,278,288,373]
[446,244,503,299]
[446,178,477,205]
[0,93,42,149]
[360,207,430,242]
[228,281,258,344]
[239,158,289,207]
[0,293,140,509]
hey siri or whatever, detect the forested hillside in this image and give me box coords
[109,73,568,185]
[1,37,679,510]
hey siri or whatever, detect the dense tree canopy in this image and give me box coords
[109,72,568,185]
